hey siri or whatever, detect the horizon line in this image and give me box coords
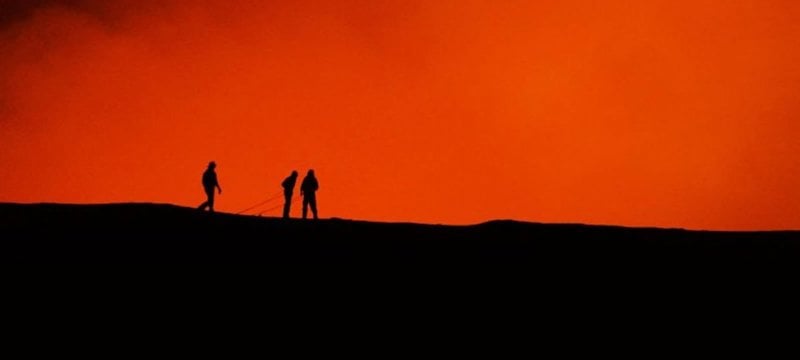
[2,201,797,233]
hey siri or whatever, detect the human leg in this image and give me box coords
[283,192,292,219]
[309,194,318,219]
[205,188,215,213]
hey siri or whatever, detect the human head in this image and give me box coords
[307,169,315,177]
[208,161,216,169]
[291,170,298,177]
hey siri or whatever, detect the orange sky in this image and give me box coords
[1,0,799,230]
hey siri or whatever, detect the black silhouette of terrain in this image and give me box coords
[1,202,798,266]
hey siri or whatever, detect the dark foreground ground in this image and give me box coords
[1,202,799,267]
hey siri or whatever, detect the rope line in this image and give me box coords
[235,191,283,214]
[258,195,303,216]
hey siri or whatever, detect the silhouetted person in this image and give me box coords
[300,169,319,220]
[281,170,298,219]
[198,161,222,212]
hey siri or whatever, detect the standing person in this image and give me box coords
[281,170,298,219]
[198,161,222,212]
[300,169,319,220]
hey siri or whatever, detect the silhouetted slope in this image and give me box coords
[1,202,798,264]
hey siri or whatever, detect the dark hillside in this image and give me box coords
[1,203,798,266]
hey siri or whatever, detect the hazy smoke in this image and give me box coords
[1,0,799,229]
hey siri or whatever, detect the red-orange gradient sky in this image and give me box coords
[1,0,799,230]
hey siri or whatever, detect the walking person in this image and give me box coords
[281,170,298,219]
[198,161,222,212]
[300,169,319,220]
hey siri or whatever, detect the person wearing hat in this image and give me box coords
[198,161,222,212]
